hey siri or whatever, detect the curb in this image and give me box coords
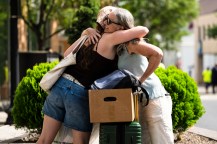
[0,125,28,143]
[188,126,217,141]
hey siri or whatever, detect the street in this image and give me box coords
[195,91,217,131]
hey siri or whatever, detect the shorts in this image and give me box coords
[42,76,92,132]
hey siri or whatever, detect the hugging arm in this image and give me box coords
[81,28,101,44]
[106,26,149,46]
[127,40,163,83]
[81,26,149,46]
[64,28,101,57]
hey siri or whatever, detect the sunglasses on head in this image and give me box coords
[104,14,120,25]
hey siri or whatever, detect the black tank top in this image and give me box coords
[64,46,118,88]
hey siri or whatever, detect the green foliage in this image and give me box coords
[208,25,217,39]
[155,66,205,132]
[21,0,81,50]
[119,0,199,50]
[20,0,101,50]
[65,0,100,44]
[12,61,58,131]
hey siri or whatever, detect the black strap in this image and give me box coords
[95,42,99,51]
[95,36,102,51]
[139,86,149,106]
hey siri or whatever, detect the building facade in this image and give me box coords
[194,0,217,83]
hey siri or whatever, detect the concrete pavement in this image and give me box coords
[195,94,217,131]
[0,124,28,143]
[190,85,217,141]
[188,126,217,141]
[0,85,217,143]
[0,100,29,143]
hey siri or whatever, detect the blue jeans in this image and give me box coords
[42,77,92,132]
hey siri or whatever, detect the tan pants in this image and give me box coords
[139,96,174,144]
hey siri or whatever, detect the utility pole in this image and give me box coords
[5,0,19,124]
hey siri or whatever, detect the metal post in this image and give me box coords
[5,0,19,125]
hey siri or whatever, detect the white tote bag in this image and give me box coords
[39,35,88,92]
[54,123,100,144]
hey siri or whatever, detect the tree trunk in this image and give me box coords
[37,37,44,51]
[35,29,44,51]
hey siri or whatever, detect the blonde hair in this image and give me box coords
[96,6,117,23]
[96,6,135,30]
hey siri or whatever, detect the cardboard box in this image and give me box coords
[89,88,135,123]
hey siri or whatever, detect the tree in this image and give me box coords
[208,25,217,39]
[20,0,81,50]
[119,0,199,50]
[20,0,103,50]
[65,0,100,44]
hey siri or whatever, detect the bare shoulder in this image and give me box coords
[99,33,114,46]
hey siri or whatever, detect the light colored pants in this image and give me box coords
[139,96,174,144]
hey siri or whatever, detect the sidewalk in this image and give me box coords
[0,85,217,143]
[0,123,28,143]
[0,100,29,143]
[188,126,217,140]
[187,85,217,141]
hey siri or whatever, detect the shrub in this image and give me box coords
[155,66,205,133]
[12,61,58,131]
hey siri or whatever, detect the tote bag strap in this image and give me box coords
[72,35,88,54]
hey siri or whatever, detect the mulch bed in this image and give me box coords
[13,131,217,144]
